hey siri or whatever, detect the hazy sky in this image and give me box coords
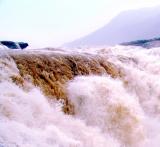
[0,0,160,47]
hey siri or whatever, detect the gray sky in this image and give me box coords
[0,0,160,47]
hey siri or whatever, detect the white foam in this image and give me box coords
[67,75,145,146]
[0,53,120,147]
[1,46,160,146]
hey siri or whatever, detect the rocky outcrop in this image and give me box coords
[0,41,28,49]
[18,42,28,49]
[10,51,123,114]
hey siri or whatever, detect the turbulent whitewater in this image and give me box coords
[1,46,160,147]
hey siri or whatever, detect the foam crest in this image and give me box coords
[0,53,19,82]
[67,75,145,146]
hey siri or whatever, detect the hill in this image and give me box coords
[65,6,160,47]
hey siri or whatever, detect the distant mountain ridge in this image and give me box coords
[65,5,160,47]
[121,37,160,49]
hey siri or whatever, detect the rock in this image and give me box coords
[18,42,29,49]
[0,41,18,49]
[0,41,28,49]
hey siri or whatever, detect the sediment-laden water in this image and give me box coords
[0,46,160,147]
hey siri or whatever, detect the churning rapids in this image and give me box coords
[1,46,160,147]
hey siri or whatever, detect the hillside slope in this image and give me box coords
[65,6,160,47]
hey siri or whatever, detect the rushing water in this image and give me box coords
[1,46,160,147]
